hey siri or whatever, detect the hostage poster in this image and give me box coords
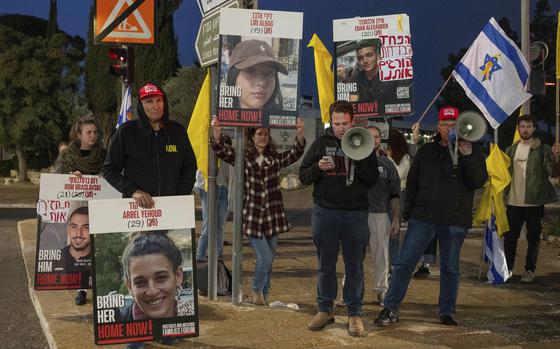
[217,7,303,128]
[89,196,198,345]
[334,14,414,118]
[34,174,120,290]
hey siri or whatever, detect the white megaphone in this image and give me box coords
[449,111,487,143]
[341,127,375,160]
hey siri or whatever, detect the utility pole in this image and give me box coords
[521,0,531,114]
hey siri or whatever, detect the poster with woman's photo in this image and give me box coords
[89,196,198,345]
[334,14,414,118]
[34,174,120,290]
[217,8,303,128]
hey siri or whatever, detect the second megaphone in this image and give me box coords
[341,127,375,160]
[448,111,487,143]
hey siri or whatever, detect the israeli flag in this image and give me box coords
[116,85,132,128]
[453,18,531,129]
[483,215,510,284]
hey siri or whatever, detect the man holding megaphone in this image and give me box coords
[300,101,378,337]
[375,106,488,327]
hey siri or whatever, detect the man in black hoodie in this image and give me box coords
[374,106,488,327]
[103,82,196,208]
[300,101,378,337]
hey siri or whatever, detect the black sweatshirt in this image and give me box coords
[102,85,196,197]
[299,127,378,210]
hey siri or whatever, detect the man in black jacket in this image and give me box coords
[375,106,488,327]
[102,82,196,208]
[300,101,378,336]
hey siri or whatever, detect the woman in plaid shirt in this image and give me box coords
[211,117,306,305]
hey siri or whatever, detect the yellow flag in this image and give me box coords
[473,143,511,236]
[307,34,334,124]
[187,71,211,187]
[512,106,523,144]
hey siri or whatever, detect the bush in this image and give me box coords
[0,158,16,177]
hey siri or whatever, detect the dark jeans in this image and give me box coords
[504,205,544,272]
[311,204,370,316]
[384,218,467,316]
[195,186,229,260]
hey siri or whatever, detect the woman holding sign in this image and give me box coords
[53,115,106,176]
[53,115,106,306]
[226,39,288,110]
[210,117,305,305]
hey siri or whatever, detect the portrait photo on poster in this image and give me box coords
[334,14,414,118]
[92,229,197,345]
[217,35,300,128]
[35,201,92,290]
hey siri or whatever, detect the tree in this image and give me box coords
[134,0,182,88]
[0,20,84,182]
[85,5,121,147]
[164,66,206,126]
[47,0,58,38]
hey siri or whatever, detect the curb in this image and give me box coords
[0,204,36,209]
[17,220,58,349]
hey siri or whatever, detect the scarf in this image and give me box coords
[58,141,105,175]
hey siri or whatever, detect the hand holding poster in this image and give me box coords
[217,8,303,128]
[90,196,198,345]
[334,14,414,118]
[34,174,120,290]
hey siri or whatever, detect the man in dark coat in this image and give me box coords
[375,106,488,327]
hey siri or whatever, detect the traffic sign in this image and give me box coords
[196,0,230,15]
[94,0,155,45]
[195,0,242,67]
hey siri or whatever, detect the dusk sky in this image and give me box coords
[1,0,559,124]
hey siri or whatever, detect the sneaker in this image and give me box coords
[520,270,535,283]
[376,291,386,307]
[75,290,87,306]
[374,308,398,326]
[440,314,458,326]
[413,263,430,278]
[251,289,268,306]
[348,316,365,337]
[308,311,335,331]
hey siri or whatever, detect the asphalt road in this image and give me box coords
[0,208,48,349]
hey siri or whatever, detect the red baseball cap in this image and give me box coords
[139,83,164,100]
[438,106,459,121]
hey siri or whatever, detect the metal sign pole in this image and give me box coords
[207,66,219,300]
[231,127,244,304]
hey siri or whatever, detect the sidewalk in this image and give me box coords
[14,187,560,348]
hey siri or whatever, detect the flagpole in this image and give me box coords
[416,73,453,125]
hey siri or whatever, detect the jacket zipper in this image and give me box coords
[155,131,161,196]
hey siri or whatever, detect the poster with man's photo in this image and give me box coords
[89,196,198,345]
[334,14,414,118]
[34,174,120,290]
[217,7,303,128]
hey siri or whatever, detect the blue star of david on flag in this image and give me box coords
[479,54,502,82]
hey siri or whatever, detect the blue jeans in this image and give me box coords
[249,235,278,296]
[311,205,370,316]
[389,236,400,267]
[384,218,466,316]
[195,186,228,260]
